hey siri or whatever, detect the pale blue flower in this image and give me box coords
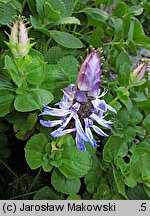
[39,48,116,151]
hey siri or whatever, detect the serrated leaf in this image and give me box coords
[50,30,83,48]
[8,112,37,140]
[0,90,15,117]
[58,145,92,179]
[5,55,22,87]
[113,169,127,199]
[58,56,78,84]
[30,16,51,37]
[103,135,128,163]
[61,0,73,16]
[0,75,15,91]
[47,0,66,17]
[27,0,37,15]
[51,169,81,194]
[25,133,52,171]
[25,57,45,85]
[45,46,63,64]
[84,155,101,194]
[116,51,131,70]
[34,186,59,200]
[82,7,108,23]
[41,64,69,91]
[126,184,149,200]
[14,89,53,112]
[36,0,45,18]
[0,2,17,25]
[44,1,61,20]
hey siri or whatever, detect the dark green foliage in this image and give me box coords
[0,0,150,200]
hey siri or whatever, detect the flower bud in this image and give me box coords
[130,63,147,85]
[5,18,35,58]
[77,48,102,97]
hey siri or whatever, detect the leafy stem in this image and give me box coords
[109,84,134,106]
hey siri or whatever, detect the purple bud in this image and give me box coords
[132,63,147,80]
[77,48,102,97]
[131,63,147,84]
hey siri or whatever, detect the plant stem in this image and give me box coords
[103,41,128,46]
[27,168,41,192]
[0,159,18,179]
[109,84,133,106]
[10,191,37,200]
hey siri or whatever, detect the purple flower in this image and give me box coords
[77,48,102,97]
[39,48,116,151]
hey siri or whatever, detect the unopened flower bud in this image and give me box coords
[130,63,147,85]
[5,18,35,58]
[77,48,102,97]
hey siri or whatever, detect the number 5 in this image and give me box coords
[141,203,146,211]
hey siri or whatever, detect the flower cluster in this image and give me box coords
[39,48,116,151]
[5,17,35,58]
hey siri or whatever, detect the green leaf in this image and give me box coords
[118,62,130,85]
[128,5,143,16]
[45,46,63,64]
[130,111,143,124]
[112,2,128,18]
[50,30,83,48]
[27,0,37,15]
[143,114,150,134]
[25,133,52,172]
[0,75,15,91]
[117,87,129,100]
[82,7,108,23]
[103,135,128,163]
[93,183,112,200]
[113,169,127,199]
[36,0,45,18]
[51,169,81,194]
[122,14,131,39]
[126,184,149,200]
[14,89,53,112]
[52,17,80,26]
[30,16,51,37]
[58,143,92,179]
[44,1,61,20]
[0,2,17,25]
[117,111,130,127]
[61,0,73,16]
[34,186,59,200]
[25,57,46,85]
[84,155,102,194]
[124,126,136,143]
[46,0,66,17]
[58,56,78,84]
[129,18,150,48]
[121,97,133,111]
[41,64,69,91]
[113,18,123,40]
[0,90,15,117]
[5,55,22,87]
[7,112,37,140]
[116,51,131,70]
